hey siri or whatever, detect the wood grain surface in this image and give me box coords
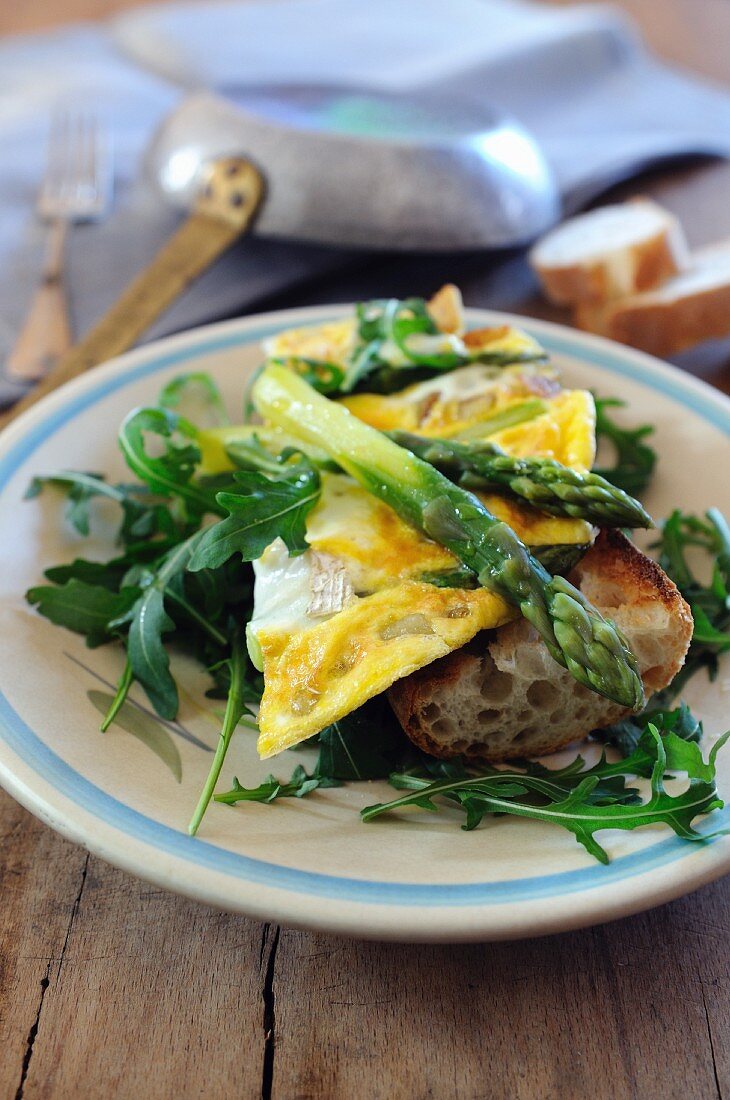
[2,2,730,1098]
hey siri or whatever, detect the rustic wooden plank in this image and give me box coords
[270,878,730,1100]
[549,0,730,86]
[0,790,88,1100]
[16,855,268,1100]
[0,0,155,35]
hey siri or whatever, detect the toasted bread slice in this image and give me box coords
[530,198,688,306]
[388,531,692,762]
[575,241,730,358]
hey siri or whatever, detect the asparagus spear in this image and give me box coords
[253,365,645,710]
[389,431,653,529]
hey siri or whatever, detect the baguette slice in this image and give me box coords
[575,241,730,358]
[530,199,689,306]
[388,530,692,762]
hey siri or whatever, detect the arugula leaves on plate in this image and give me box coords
[188,455,321,572]
[361,721,730,864]
[593,396,657,496]
[650,508,730,701]
[215,765,340,806]
[313,696,413,781]
[26,579,141,648]
[594,701,703,757]
[22,364,730,851]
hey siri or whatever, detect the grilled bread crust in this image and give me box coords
[575,241,730,358]
[529,199,688,306]
[388,531,692,762]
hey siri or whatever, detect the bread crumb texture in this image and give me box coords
[388,531,693,761]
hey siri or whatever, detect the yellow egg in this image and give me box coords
[263,319,357,368]
[257,581,514,757]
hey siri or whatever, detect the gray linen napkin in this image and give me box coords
[3,0,730,407]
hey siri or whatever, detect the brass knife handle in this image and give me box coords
[0,158,264,432]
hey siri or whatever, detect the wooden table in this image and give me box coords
[2,3,730,1098]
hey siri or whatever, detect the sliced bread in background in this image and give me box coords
[575,240,730,358]
[530,198,689,306]
[389,530,692,762]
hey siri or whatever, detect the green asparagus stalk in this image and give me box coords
[253,365,645,710]
[389,432,653,529]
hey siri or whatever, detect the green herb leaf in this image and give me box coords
[44,557,128,591]
[651,508,730,702]
[596,702,703,757]
[344,297,546,396]
[315,696,411,780]
[593,396,657,495]
[118,406,221,519]
[188,458,320,572]
[189,633,258,835]
[27,580,141,647]
[25,471,176,545]
[362,724,729,863]
[267,357,346,395]
[158,372,229,427]
[215,764,340,806]
[115,530,208,718]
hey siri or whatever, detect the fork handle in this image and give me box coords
[6,220,72,382]
[0,212,254,432]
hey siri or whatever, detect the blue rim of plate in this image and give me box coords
[0,312,729,909]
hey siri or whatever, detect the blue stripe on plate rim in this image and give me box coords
[0,312,728,909]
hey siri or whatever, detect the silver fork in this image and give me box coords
[6,111,112,382]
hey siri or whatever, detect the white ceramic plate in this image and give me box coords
[0,307,728,942]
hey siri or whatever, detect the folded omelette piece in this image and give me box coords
[245,357,598,759]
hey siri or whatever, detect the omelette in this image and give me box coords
[223,289,600,759]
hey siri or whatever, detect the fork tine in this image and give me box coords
[39,108,111,219]
[86,113,97,196]
[74,112,87,193]
[42,109,68,203]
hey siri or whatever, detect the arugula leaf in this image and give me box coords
[315,696,411,780]
[215,765,340,806]
[267,357,346,395]
[343,296,546,395]
[26,472,116,537]
[158,373,229,427]
[189,633,258,835]
[219,433,295,477]
[362,726,730,863]
[595,702,703,757]
[27,579,141,648]
[593,396,657,495]
[113,530,208,718]
[44,557,128,591]
[651,508,730,701]
[25,471,176,545]
[99,658,134,732]
[118,406,222,519]
[188,458,320,572]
